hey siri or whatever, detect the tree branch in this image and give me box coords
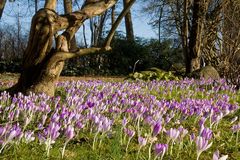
[47,47,110,70]
[44,0,57,10]
[81,0,117,17]
[103,0,136,48]
[0,0,6,19]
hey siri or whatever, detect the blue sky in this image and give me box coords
[0,0,157,40]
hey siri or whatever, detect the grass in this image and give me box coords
[0,75,239,160]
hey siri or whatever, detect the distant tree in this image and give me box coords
[142,0,229,73]
[123,0,134,41]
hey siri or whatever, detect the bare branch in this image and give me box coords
[44,0,57,10]
[81,0,117,17]
[104,0,136,48]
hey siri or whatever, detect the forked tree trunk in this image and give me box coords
[6,0,136,96]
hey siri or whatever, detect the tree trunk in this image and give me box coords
[0,0,6,19]
[182,0,189,74]
[6,0,135,96]
[123,0,134,41]
[187,0,209,73]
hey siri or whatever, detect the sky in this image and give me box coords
[0,0,157,41]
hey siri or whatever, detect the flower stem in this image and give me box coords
[137,146,142,160]
[62,140,69,158]
[160,150,165,160]
[125,137,132,153]
[92,131,99,150]
[148,142,153,160]
[137,116,141,137]
[170,141,174,156]
[196,152,201,160]
[46,139,51,157]
[236,131,239,145]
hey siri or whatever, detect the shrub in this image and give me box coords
[127,67,180,81]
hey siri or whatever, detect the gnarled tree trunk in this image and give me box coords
[6,0,135,96]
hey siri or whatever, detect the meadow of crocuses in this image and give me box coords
[0,79,239,159]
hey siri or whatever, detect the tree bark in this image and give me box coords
[187,0,209,73]
[63,0,77,50]
[123,0,134,41]
[0,0,6,19]
[182,0,190,74]
[6,0,135,96]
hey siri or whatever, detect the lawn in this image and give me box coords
[0,77,239,160]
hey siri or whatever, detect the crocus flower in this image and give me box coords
[155,143,168,155]
[152,122,162,137]
[166,128,180,141]
[47,122,60,140]
[125,128,135,153]
[65,125,75,140]
[196,136,213,160]
[200,127,213,140]
[213,150,228,160]
[101,117,112,132]
[154,144,168,160]
[62,125,75,158]
[124,128,135,138]
[0,125,22,153]
[138,136,147,146]
[121,117,127,128]
[178,126,188,139]
[24,131,35,143]
[137,136,147,159]
[190,133,195,144]
[231,124,240,132]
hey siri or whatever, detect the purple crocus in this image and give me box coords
[200,127,213,140]
[138,136,147,146]
[154,143,168,160]
[152,122,162,137]
[231,123,240,132]
[24,131,35,143]
[122,117,128,127]
[155,143,168,155]
[65,125,75,140]
[190,133,195,144]
[178,126,188,139]
[125,128,135,153]
[0,124,22,153]
[196,136,212,160]
[62,125,75,158]
[47,122,60,140]
[124,128,135,138]
[213,150,228,160]
[166,128,180,141]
